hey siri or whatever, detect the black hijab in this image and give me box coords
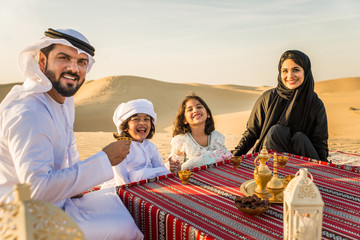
[255,50,316,151]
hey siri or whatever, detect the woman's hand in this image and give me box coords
[168,156,181,173]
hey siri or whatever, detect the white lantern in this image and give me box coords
[283,168,324,240]
[0,183,85,240]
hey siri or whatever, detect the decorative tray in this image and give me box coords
[240,179,284,204]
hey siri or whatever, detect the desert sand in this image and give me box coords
[1,76,360,165]
[71,76,360,166]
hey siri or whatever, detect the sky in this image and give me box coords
[0,0,359,87]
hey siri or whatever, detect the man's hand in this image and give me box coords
[102,140,131,166]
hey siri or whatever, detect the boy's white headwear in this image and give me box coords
[113,99,157,134]
[0,28,95,115]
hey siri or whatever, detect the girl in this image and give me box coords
[168,94,233,172]
[232,50,328,162]
[102,99,170,188]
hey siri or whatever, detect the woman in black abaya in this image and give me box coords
[232,50,329,162]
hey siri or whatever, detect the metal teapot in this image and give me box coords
[254,146,273,197]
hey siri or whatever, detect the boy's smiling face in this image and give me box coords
[126,113,151,142]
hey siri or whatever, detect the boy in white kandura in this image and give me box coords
[102,99,170,188]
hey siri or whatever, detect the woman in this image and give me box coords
[232,50,329,162]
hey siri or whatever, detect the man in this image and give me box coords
[0,28,143,240]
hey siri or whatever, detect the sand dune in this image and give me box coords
[72,76,360,139]
[314,77,360,94]
[1,76,360,163]
[314,78,360,139]
[0,83,18,100]
[73,76,262,133]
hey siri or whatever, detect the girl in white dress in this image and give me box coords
[168,94,233,172]
[102,99,170,188]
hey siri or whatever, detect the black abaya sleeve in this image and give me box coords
[309,99,329,162]
[232,92,269,156]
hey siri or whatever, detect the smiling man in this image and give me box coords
[40,44,87,98]
[0,28,143,240]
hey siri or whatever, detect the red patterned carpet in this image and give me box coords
[117,151,360,239]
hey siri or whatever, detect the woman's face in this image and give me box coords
[281,59,305,90]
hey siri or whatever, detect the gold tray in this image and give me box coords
[240,179,283,204]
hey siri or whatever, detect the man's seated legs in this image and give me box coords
[65,188,143,240]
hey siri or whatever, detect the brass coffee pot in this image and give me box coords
[254,146,273,197]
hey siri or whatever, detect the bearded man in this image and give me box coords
[0,28,143,240]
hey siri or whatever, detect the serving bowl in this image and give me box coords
[234,194,270,216]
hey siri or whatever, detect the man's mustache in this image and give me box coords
[61,71,80,81]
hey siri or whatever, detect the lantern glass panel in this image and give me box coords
[293,209,321,239]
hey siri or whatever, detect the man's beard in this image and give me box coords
[45,69,84,97]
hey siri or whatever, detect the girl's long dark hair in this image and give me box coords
[172,93,215,137]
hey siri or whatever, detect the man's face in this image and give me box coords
[40,44,88,97]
